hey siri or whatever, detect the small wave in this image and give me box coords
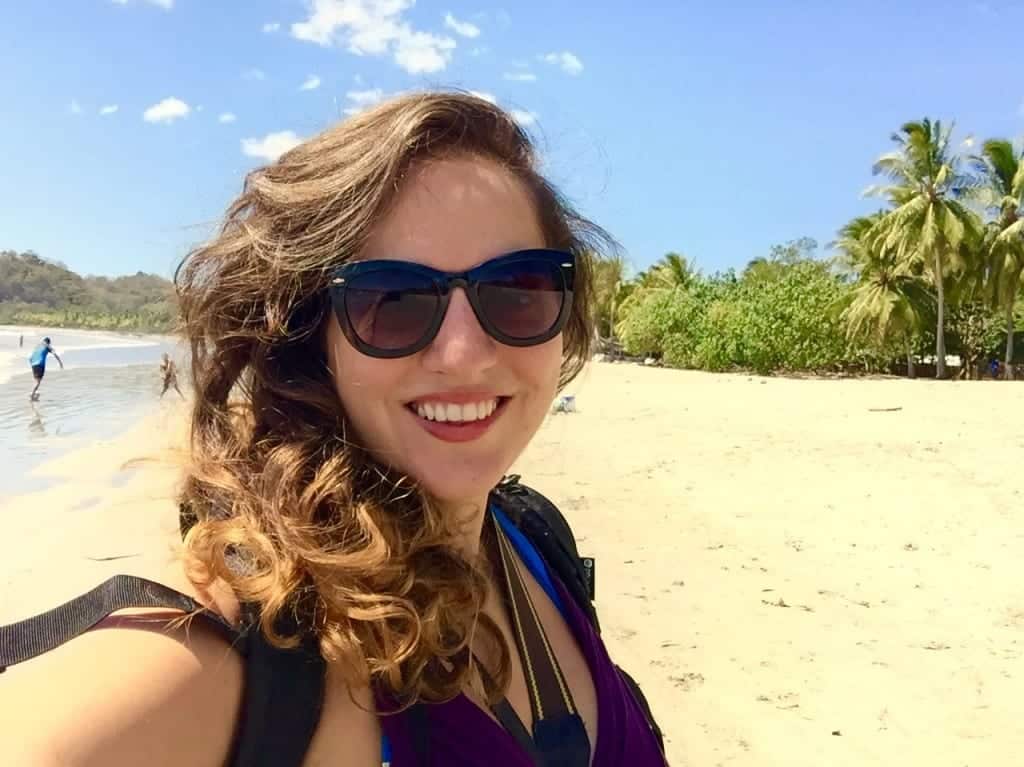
[0,363,173,496]
[0,327,178,384]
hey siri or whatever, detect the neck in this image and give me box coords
[443,495,492,559]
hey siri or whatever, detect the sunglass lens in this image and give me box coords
[477,259,565,340]
[344,269,440,352]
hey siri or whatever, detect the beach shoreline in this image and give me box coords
[0,325,177,385]
[2,361,1022,766]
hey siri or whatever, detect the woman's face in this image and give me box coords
[325,156,563,506]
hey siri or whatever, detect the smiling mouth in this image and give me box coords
[406,397,509,424]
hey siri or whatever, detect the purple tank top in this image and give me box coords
[376,575,665,765]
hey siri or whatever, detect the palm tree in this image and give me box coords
[970,139,1024,378]
[835,214,933,377]
[868,119,983,378]
[590,253,628,340]
[615,252,697,327]
[944,236,1000,379]
[643,252,697,290]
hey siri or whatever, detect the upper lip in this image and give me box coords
[407,390,505,405]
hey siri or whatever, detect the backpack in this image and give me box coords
[0,476,664,765]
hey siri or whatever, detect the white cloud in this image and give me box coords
[143,97,190,124]
[343,88,385,115]
[394,30,456,74]
[510,109,537,127]
[503,71,537,82]
[99,104,119,115]
[242,130,304,162]
[300,75,322,91]
[243,68,267,81]
[347,88,385,105]
[218,112,237,124]
[541,51,583,76]
[292,0,457,75]
[68,99,83,115]
[353,74,365,85]
[444,12,480,38]
[469,46,488,57]
[469,90,496,104]
[111,0,173,9]
[262,21,281,33]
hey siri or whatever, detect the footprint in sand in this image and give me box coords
[669,672,705,691]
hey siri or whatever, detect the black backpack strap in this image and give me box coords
[491,476,667,757]
[0,572,325,767]
[177,505,327,767]
[225,612,326,767]
[0,574,241,672]
[491,476,600,632]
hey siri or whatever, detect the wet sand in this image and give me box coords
[3,362,1023,766]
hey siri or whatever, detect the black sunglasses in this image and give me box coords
[328,249,575,359]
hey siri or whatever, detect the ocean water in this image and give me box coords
[0,326,181,497]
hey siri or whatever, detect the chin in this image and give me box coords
[414,463,507,508]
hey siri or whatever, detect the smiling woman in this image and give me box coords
[0,91,666,767]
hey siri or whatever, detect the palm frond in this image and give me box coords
[981,139,1018,192]
[994,218,1024,247]
[1013,158,1024,200]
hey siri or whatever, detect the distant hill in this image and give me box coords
[0,250,176,332]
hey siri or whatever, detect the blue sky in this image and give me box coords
[2,0,1023,279]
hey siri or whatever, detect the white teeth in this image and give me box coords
[412,398,500,423]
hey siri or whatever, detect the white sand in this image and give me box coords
[3,362,1023,766]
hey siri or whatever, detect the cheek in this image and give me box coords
[514,335,564,399]
[325,319,395,418]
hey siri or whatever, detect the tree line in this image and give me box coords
[597,120,1024,380]
[0,250,176,332]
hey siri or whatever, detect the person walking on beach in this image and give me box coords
[28,336,62,401]
[159,352,183,398]
[0,93,666,767]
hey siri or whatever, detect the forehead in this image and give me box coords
[361,156,546,272]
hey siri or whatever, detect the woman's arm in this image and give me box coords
[0,611,244,767]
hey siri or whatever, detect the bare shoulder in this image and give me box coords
[0,575,244,767]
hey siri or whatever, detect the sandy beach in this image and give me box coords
[3,361,1023,766]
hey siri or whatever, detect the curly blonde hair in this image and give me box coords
[175,91,613,707]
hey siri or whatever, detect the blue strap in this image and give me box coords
[493,505,567,617]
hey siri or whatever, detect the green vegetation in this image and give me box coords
[0,250,175,332]
[605,122,1024,380]
[7,121,1022,377]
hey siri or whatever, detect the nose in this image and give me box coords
[421,288,498,375]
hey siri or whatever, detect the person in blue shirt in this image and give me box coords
[28,336,63,400]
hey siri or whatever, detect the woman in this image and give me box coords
[0,92,665,766]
